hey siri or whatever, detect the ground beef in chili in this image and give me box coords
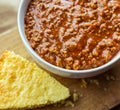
[25,0,120,70]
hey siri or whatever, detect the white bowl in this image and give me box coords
[18,0,120,78]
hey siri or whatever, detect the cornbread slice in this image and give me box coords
[0,51,70,109]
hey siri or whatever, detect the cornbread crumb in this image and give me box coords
[81,79,87,88]
[89,79,99,86]
[64,101,74,107]
[106,75,116,81]
[53,92,79,108]
[73,93,79,102]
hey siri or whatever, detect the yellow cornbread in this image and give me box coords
[0,51,70,109]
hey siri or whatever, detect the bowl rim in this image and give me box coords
[18,0,120,74]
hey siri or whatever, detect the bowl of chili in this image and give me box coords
[18,0,120,78]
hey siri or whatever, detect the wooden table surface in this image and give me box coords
[0,1,120,110]
[0,0,19,34]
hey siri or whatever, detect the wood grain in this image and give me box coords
[0,27,120,110]
[0,1,120,109]
[0,5,17,33]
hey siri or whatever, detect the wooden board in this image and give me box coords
[0,0,120,109]
[0,27,120,110]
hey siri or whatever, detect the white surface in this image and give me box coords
[0,0,19,11]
